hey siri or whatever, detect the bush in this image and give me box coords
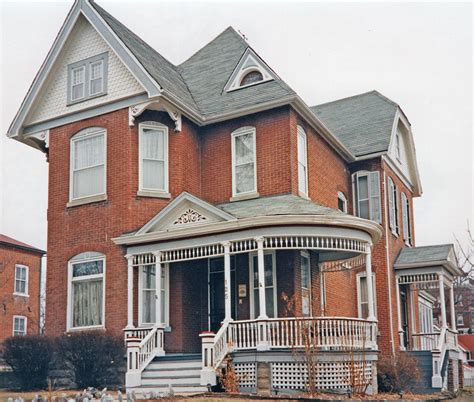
[57,331,124,388]
[377,352,421,394]
[2,335,54,390]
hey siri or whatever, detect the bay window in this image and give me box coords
[70,127,106,201]
[68,252,105,330]
[232,126,257,197]
[297,125,308,196]
[353,171,381,223]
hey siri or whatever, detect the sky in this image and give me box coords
[0,0,472,256]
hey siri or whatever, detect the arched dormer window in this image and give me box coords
[240,70,264,86]
[67,252,105,330]
[69,127,106,202]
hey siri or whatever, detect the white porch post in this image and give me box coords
[439,274,447,329]
[125,254,134,328]
[255,236,268,319]
[223,241,232,323]
[449,283,456,331]
[154,251,163,327]
[365,243,376,321]
[395,275,405,350]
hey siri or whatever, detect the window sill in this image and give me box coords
[13,293,29,298]
[66,325,105,333]
[67,194,107,208]
[230,192,260,202]
[137,190,171,199]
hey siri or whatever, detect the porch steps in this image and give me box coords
[406,351,442,394]
[132,354,207,396]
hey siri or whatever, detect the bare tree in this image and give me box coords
[453,221,474,304]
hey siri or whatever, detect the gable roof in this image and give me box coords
[0,234,45,254]
[311,91,399,158]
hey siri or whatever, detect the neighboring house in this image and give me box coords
[6,0,464,395]
[0,234,45,341]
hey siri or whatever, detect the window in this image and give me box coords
[232,127,257,197]
[14,265,28,296]
[357,273,376,319]
[250,251,277,318]
[70,127,106,201]
[395,130,402,162]
[401,192,412,245]
[67,53,108,104]
[68,252,105,330]
[300,252,311,317]
[139,122,169,194]
[388,177,399,235]
[13,316,27,336]
[457,313,464,326]
[139,264,169,326]
[297,126,308,196]
[337,191,348,213]
[353,171,381,223]
[240,70,263,86]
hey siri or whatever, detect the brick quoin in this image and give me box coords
[45,104,418,358]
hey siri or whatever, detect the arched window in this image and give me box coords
[297,126,308,196]
[240,70,263,86]
[70,127,106,201]
[67,252,105,330]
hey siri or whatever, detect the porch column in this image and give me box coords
[365,243,376,321]
[125,254,134,328]
[154,251,163,326]
[255,236,268,319]
[395,275,405,350]
[222,241,232,323]
[439,274,447,329]
[449,283,456,331]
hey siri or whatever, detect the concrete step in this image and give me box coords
[127,385,207,396]
[142,368,201,378]
[141,376,201,386]
[146,360,202,370]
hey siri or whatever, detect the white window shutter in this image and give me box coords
[388,178,395,230]
[369,171,381,223]
[401,192,409,241]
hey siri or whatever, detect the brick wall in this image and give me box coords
[0,245,42,342]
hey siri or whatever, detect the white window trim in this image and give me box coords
[67,254,106,332]
[69,127,107,203]
[71,65,86,102]
[138,263,170,328]
[13,264,29,297]
[401,192,412,246]
[231,126,258,199]
[297,125,308,197]
[300,251,311,317]
[356,272,377,319]
[249,250,277,319]
[138,121,169,196]
[12,315,27,336]
[388,177,400,236]
[337,191,348,213]
[395,130,402,163]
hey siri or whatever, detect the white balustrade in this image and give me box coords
[411,332,440,351]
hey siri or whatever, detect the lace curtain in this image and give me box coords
[72,279,103,327]
[141,128,165,190]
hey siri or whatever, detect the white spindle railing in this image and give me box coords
[124,327,153,339]
[411,332,440,351]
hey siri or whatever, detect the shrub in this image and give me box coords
[57,331,124,388]
[2,335,54,390]
[377,352,421,394]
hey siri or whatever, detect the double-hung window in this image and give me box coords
[357,273,376,319]
[297,126,308,196]
[14,265,28,296]
[388,177,399,235]
[300,252,311,317]
[68,253,105,330]
[139,264,169,326]
[353,171,381,223]
[70,127,106,201]
[139,122,168,194]
[232,127,257,197]
[401,192,412,245]
[13,316,27,336]
[67,53,108,104]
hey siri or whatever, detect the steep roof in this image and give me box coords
[178,27,295,118]
[394,244,454,267]
[0,234,45,254]
[311,91,399,157]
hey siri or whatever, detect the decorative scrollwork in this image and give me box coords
[172,209,207,226]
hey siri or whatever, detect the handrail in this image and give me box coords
[213,322,231,369]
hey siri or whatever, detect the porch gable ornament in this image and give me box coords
[172,208,208,226]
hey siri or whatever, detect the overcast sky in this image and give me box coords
[0,0,472,255]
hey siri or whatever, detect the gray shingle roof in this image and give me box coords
[395,244,454,266]
[217,194,342,219]
[311,91,399,157]
[178,27,296,118]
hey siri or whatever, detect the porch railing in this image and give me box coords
[411,332,440,351]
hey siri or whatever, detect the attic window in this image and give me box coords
[240,70,263,86]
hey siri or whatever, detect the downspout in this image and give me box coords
[383,169,396,355]
[39,254,44,335]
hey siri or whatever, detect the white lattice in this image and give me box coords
[234,363,256,389]
[271,361,372,391]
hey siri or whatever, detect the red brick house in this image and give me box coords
[0,234,45,342]
[6,0,464,395]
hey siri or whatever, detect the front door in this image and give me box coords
[400,286,410,349]
[208,257,236,332]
